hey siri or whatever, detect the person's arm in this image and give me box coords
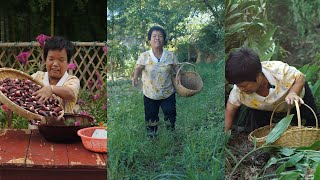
[132,64,144,87]
[225,101,240,133]
[172,53,180,74]
[173,64,180,74]
[285,74,305,104]
[51,86,76,100]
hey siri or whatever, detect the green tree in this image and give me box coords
[0,0,105,41]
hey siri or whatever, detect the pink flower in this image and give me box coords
[67,63,77,70]
[102,46,108,53]
[74,120,81,126]
[1,104,10,113]
[88,80,94,89]
[16,52,31,64]
[77,99,85,106]
[95,72,103,89]
[36,34,51,47]
[97,79,103,90]
[102,103,107,110]
[93,93,101,100]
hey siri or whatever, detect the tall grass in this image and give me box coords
[108,61,225,179]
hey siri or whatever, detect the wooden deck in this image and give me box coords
[0,129,107,180]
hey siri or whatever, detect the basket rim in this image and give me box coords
[248,124,275,142]
[0,68,65,121]
[172,70,203,97]
[77,126,107,140]
[0,68,45,120]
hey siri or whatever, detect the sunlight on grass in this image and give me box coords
[108,61,225,179]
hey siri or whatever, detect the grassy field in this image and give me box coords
[107,61,225,179]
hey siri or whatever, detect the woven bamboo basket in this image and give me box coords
[274,100,320,148]
[172,62,203,97]
[248,101,293,147]
[0,68,63,121]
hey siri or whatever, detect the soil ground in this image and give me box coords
[225,128,277,180]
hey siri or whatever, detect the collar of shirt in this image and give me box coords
[262,67,276,89]
[149,49,166,63]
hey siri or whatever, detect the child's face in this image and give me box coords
[236,81,260,94]
[46,49,68,80]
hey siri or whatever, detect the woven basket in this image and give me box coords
[0,68,62,121]
[274,101,320,148]
[172,62,203,97]
[248,101,293,147]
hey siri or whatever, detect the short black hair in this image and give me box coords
[225,47,262,84]
[43,36,74,62]
[147,26,167,45]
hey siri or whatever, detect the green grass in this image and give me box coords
[108,61,225,179]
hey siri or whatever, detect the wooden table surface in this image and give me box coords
[0,129,107,180]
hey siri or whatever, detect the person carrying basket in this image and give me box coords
[132,26,180,138]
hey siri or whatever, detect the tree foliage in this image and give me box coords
[267,0,320,65]
[0,0,106,41]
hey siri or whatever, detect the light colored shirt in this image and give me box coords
[228,61,305,112]
[137,49,178,100]
[32,71,80,113]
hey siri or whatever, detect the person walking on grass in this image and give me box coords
[225,47,320,133]
[132,26,179,138]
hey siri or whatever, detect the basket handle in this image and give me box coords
[294,100,318,128]
[269,100,319,128]
[269,101,291,125]
[175,62,196,84]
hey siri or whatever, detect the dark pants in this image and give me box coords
[244,83,320,132]
[144,93,176,134]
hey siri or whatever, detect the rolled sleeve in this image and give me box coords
[137,53,147,65]
[274,61,304,88]
[64,76,80,101]
[228,86,242,107]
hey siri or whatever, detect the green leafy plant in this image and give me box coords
[299,64,320,107]
[77,69,107,127]
[225,0,284,60]
[0,106,29,129]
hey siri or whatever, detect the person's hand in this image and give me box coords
[132,77,138,87]
[175,74,181,85]
[33,85,53,103]
[285,92,304,105]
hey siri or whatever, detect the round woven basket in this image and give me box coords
[248,100,320,148]
[0,68,50,121]
[172,62,203,97]
[274,101,320,148]
[248,101,292,147]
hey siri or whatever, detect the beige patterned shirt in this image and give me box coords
[137,49,178,100]
[32,71,80,113]
[228,61,305,112]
